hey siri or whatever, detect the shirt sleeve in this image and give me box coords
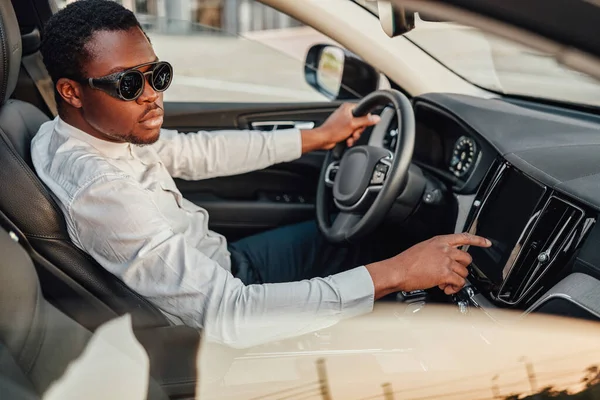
[68,175,374,349]
[151,128,302,180]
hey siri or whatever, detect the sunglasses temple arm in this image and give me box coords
[87,78,123,99]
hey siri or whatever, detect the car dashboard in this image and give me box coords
[379,101,490,194]
[391,93,600,321]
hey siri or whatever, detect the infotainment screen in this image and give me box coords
[467,167,545,286]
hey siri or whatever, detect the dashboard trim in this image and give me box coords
[453,193,476,234]
[524,273,600,320]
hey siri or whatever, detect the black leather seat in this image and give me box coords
[0,342,39,400]
[0,0,169,330]
[0,227,170,400]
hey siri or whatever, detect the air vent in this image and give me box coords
[497,197,585,305]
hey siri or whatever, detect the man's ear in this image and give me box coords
[56,78,84,109]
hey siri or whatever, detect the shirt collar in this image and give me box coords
[55,117,132,159]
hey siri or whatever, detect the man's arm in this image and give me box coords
[300,103,381,153]
[152,103,379,180]
[69,177,489,348]
[68,175,376,348]
[150,127,302,180]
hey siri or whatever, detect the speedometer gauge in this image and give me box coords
[450,136,477,178]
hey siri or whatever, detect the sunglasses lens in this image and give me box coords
[120,71,144,100]
[152,63,172,92]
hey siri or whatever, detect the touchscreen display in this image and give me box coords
[468,168,545,285]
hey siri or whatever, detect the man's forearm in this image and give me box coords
[365,261,403,300]
[204,267,375,348]
[156,128,302,180]
[298,104,381,154]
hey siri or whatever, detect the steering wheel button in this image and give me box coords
[370,171,385,185]
[376,164,389,173]
[329,170,337,181]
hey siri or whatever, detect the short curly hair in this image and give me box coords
[40,0,147,105]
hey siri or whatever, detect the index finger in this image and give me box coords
[441,232,491,248]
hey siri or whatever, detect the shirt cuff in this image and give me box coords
[273,128,302,163]
[330,266,375,319]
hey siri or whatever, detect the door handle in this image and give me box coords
[251,121,316,131]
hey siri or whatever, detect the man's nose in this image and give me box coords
[136,75,159,104]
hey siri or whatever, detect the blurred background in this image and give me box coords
[54,0,600,106]
[56,0,337,103]
[61,0,304,36]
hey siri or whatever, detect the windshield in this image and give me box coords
[405,22,600,107]
[354,1,600,107]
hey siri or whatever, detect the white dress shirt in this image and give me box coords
[31,117,375,348]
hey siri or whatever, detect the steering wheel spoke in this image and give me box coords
[324,161,340,188]
[330,212,362,238]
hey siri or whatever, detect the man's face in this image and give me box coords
[78,27,164,145]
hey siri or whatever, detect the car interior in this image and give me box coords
[2,0,600,398]
[0,226,178,399]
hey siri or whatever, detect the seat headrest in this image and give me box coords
[0,0,21,104]
[21,28,40,57]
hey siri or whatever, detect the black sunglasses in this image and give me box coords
[81,61,173,101]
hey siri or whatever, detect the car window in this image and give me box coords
[58,0,338,103]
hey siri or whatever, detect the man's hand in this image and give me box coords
[300,103,381,153]
[366,233,492,299]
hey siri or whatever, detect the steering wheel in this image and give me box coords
[316,89,415,243]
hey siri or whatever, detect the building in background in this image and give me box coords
[60,0,302,35]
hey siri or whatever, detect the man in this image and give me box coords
[32,0,490,348]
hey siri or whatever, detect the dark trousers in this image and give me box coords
[228,220,402,285]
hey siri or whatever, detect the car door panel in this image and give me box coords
[163,102,342,131]
[163,102,344,239]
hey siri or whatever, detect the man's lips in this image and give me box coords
[139,108,164,123]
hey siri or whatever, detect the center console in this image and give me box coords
[465,162,583,305]
[393,158,599,321]
[456,159,596,313]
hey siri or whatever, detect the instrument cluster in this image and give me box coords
[449,136,477,178]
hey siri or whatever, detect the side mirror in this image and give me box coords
[304,44,379,100]
[377,0,415,37]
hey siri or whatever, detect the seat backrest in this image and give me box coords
[0,344,38,400]
[0,228,169,400]
[0,227,92,394]
[0,0,169,330]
